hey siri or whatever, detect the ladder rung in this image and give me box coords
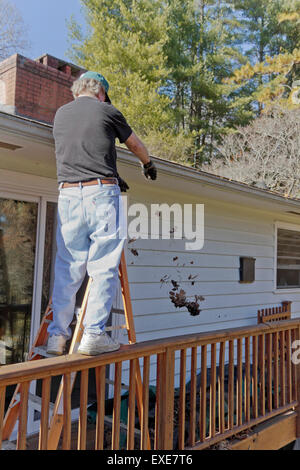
[15,392,55,412]
[28,393,55,411]
[1,441,17,450]
[104,416,141,436]
[105,379,129,390]
[33,346,59,358]
[111,308,125,315]
[105,325,127,332]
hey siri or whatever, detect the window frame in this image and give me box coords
[274,221,300,293]
[0,170,59,437]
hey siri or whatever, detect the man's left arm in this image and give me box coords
[110,106,157,182]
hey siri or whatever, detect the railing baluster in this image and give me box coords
[259,334,265,416]
[141,356,150,450]
[286,330,292,403]
[78,369,89,450]
[62,373,71,450]
[38,377,51,450]
[112,362,122,450]
[280,331,286,407]
[237,339,243,426]
[127,359,137,450]
[17,381,30,450]
[189,347,197,446]
[252,336,258,419]
[210,343,217,438]
[228,340,234,429]
[161,348,175,450]
[200,344,207,441]
[274,332,279,409]
[291,329,297,402]
[95,365,106,450]
[178,349,187,449]
[218,342,225,434]
[245,337,251,422]
[266,333,272,412]
[0,386,6,450]
[155,353,163,450]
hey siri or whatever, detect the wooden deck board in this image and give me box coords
[228,411,297,450]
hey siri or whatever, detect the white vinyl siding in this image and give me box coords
[126,195,281,341]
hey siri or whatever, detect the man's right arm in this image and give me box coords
[124,132,151,165]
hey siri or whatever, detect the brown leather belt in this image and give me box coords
[61,178,118,189]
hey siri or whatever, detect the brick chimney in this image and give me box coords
[0,53,85,124]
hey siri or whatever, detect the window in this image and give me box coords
[0,197,38,364]
[41,202,57,316]
[277,227,300,289]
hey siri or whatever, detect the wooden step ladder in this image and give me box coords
[2,251,150,450]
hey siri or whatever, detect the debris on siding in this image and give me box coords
[188,274,198,286]
[169,281,204,316]
[160,274,170,287]
[127,239,138,262]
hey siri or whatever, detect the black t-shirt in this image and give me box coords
[53,96,133,183]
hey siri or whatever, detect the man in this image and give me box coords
[46,71,157,356]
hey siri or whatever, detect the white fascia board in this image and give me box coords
[0,111,53,146]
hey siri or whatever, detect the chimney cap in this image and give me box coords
[35,53,86,77]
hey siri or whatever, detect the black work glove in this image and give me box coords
[116,174,130,192]
[142,158,157,181]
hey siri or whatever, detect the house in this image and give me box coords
[0,53,300,446]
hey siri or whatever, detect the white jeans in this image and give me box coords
[48,181,126,339]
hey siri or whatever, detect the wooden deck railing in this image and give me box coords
[0,319,300,450]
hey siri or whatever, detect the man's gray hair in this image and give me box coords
[71,78,105,98]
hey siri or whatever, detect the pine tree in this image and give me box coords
[225,0,300,112]
[68,0,172,135]
[163,0,251,164]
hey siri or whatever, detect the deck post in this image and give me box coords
[296,326,300,438]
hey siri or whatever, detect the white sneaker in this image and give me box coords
[78,332,120,356]
[46,335,67,356]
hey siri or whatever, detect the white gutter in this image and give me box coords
[117,147,300,211]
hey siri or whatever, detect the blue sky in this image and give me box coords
[11,0,86,63]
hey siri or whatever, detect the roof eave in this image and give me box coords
[1,111,300,211]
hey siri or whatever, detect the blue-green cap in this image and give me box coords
[79,71,110,93]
